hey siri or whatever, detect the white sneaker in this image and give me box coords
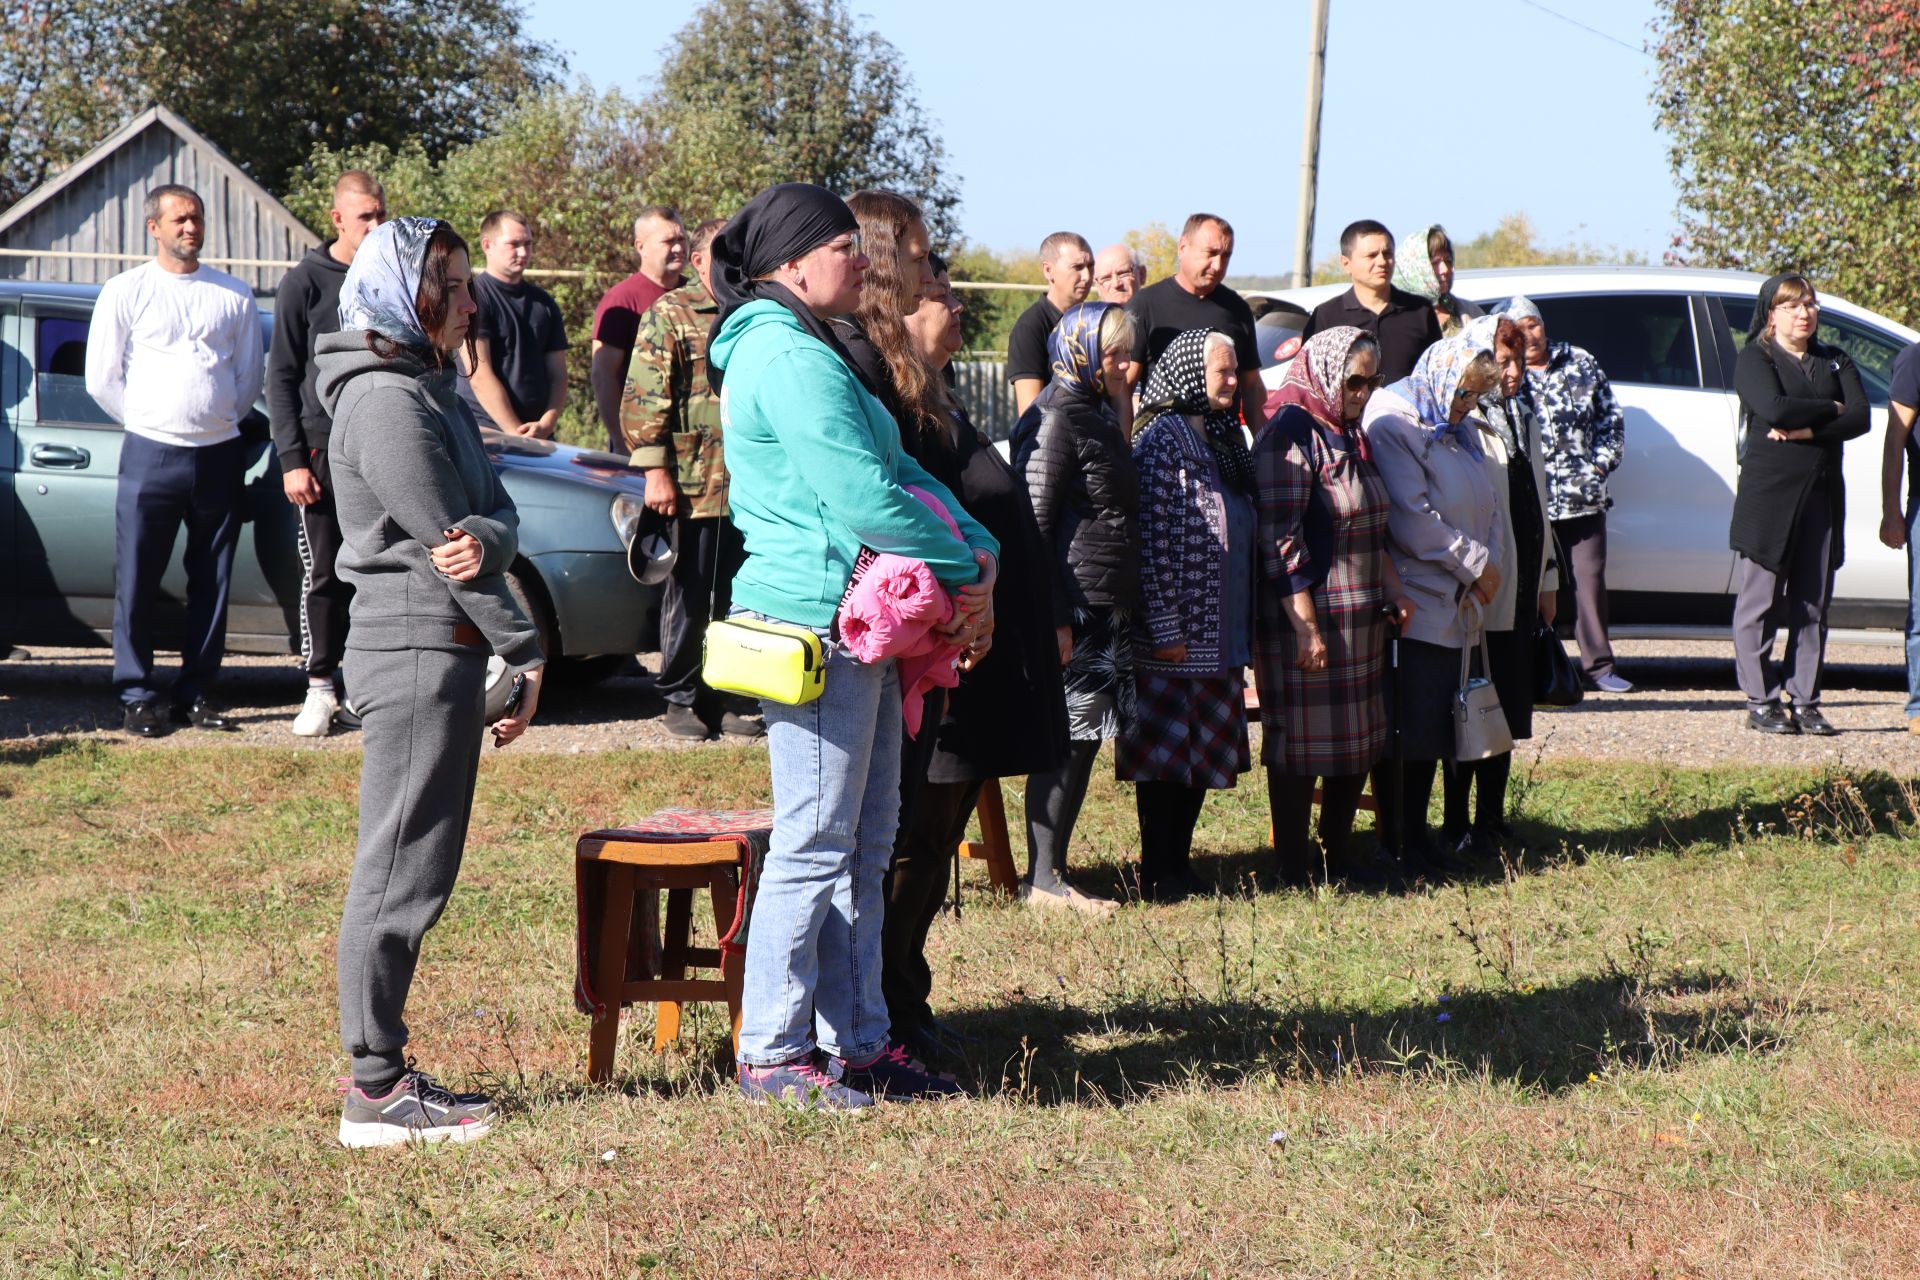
[292,686,339,737]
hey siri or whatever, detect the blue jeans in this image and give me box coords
[1907,501,1920,719]
[737,636,902,1067]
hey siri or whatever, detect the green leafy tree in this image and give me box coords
[946,242,1041,355]
[640,0,961,240]
[0,0,140,209]
[285,87,655,448]
[1653,0,1920,323]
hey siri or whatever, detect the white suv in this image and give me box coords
[1254,267,1918,637]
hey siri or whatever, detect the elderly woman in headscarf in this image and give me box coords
[1363,326,1505,878]
[1118,327,1256,903]
[1018,299,1137,916]
[1729,271,1869,735]
[1442,314,1559,858]
[1392,224,1483,337]
[316,217,545,1148]
[707,183,997,1110]
[1253,325,1413,887]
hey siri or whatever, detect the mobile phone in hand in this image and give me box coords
[492,672,527,748]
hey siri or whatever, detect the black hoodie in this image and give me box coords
[267,240,351,469]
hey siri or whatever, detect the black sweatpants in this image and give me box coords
[296,448,353,683]
[656,516,745,710]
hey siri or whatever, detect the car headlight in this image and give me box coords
[610,493,646,547]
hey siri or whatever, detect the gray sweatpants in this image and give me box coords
[1732,491,1835,711]
[337,644,488,1089]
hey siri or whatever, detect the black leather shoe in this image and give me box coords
[123,699,170,738]
[1746,705,1800,735]
[171,699,240,731]
[1792,705,1839,736]
[662,702,714,740]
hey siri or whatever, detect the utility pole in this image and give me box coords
[1292,0,1330,289]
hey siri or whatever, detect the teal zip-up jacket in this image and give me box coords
[709,300,998,629]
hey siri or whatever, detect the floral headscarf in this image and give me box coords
[1044,300,1119,401]
[1140,328,1255,492]
[1392,223,1468,333]
[338,216,444,348]
[1269,324,1367,432]
[1384,325,1497,458]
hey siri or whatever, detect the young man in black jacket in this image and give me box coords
[267,170,386,736]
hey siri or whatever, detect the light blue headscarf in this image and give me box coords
[1384,324,1497,457]
[1500,295,1543,325]
[338,216,444,348]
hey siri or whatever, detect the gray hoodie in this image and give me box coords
[313,329,543,671]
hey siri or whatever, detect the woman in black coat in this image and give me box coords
[1018,300,1139,914]
[1730,272,1870,736]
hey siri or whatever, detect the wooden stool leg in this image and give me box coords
[653,886,694,1051]
[708,869,746,1059]
[974,777,1019,893]
[588,864,636,1084]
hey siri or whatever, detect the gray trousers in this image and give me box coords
[1732,491,1835,711]
[1552,512,1617,679]
[337,644,488,1088]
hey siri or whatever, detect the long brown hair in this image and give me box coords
[846,188,951,433]
[365,221,475,372]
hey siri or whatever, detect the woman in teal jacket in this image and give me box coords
[708,184,999,1110]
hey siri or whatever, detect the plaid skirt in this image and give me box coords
[1116,670,1251,789]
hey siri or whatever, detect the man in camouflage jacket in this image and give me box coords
[619,216,759,738]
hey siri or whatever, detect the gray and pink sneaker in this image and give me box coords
[837,1043,965,1101]
[338,1070,497,1148]
[737,1054,874,1111]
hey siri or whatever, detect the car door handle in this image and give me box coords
[30,443,91,469]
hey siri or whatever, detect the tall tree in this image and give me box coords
[0,0,557,207]
[640,0,961,239]
[1653,0,1920,323]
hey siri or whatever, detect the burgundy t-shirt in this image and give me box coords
[592,271,670,352]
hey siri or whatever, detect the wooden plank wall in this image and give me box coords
[0,122,315,291]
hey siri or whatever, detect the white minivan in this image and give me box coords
[1254,267,1919,637]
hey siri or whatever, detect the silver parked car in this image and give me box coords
[1253,266,1919,638]
[0,281,660,708]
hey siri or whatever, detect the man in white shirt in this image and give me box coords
[86,183,263,737]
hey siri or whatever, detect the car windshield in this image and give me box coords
[1724,297,1903,406]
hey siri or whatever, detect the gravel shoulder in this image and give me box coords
[2,638,1915,771]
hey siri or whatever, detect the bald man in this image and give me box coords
[1093,244,1142,303]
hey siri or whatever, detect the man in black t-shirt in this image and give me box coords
[458,209,569,437]
[1006,231,1093,417]
[1301,219,1443,383]
[1126,212,1265,431]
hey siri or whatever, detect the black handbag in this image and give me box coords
[1532,623,1584,707]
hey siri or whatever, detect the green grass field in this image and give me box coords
[2,739,1917,1277]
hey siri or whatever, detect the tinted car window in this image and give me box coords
[1724,297,1904,406]
[1533,294,1700,388]
[34,315,115,425]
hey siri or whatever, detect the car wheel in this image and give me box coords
[483,565,557,724]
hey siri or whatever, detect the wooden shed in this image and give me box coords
[0,104,316,292]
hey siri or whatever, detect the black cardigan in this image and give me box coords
[1730,338,1869,575]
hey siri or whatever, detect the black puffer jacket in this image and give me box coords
[1021,383,1140,611]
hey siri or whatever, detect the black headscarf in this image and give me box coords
[1750,271,1815,342]
[708,182,875,395]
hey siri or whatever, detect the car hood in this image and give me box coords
[484,431,651,494]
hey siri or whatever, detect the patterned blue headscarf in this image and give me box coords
[1045,300,1119,400]
[338,216,444,348]
[1500,295,1543,326]
[1385,325,1497,457]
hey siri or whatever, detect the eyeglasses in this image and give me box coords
[1344,373,1385,393]
[1094,270,1137,287]
[821,233,863,257]
[1772,297,1819,312]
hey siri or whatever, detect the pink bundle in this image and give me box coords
[837,486,968,737]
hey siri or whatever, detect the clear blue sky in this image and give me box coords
[521,0,1677,275]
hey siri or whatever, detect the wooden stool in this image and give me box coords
[574,810,770,1084]
[957,776,1019,893]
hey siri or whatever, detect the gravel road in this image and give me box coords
[2,638,1915,771]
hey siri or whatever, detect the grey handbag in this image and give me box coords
[1454,601,1514,762]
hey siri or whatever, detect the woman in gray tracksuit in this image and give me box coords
[314,217,546,1148]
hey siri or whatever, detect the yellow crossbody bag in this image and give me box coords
[703,618,826,706]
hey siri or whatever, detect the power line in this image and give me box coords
[1515,0,1653,59]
